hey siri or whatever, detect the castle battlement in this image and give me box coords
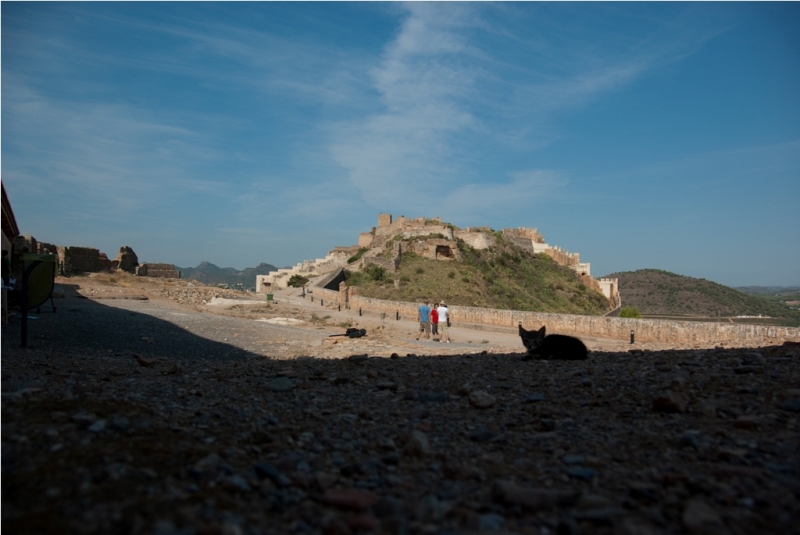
[255,213,619,308]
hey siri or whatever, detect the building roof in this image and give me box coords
[2,182,21,240]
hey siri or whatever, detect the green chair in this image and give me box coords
[21,253,57,347]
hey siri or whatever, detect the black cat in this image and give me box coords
[518,323,588,360]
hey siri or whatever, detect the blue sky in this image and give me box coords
[2,2,799,286]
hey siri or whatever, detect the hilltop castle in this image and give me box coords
[256,213,619,306]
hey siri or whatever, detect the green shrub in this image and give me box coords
[347,248,368,264]
[619,306,642,318]
[364,264,389,282]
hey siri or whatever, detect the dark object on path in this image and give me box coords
[329,328,368,339]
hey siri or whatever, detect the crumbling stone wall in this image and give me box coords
[503,227,545,244]
[57,246,102,274]
[36,241,58,255]
[136,263,181,278]
[358,231,375,248]
[454,230,496,250]
[362,241,402,273]
[115,246,139,273]
[358,230,376,248]
[332,246,362,258]
[401,239,462,261]
[12,236,148,276]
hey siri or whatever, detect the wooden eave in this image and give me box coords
[2,182,21,239]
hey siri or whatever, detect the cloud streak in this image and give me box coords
[326,3,721,218]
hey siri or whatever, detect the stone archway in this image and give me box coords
[435,245,455,259]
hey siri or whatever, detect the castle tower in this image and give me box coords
[378,213,392,228]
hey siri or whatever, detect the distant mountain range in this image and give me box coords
[604,269,800,326]
[176,262,278,290]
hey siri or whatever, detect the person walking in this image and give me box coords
[416,301,431,340]
[430,303,440,342]
[438,302,450,343]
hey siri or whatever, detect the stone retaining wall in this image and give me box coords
[136,263,181,278]
[310,283,800,346]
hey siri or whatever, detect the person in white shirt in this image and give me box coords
[437,303,450,343]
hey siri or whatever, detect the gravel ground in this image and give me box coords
[2,274,799,535]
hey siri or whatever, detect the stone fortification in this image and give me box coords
[12,236,176,278]
[255,250,351,293]
[261,213,620,306]
[502,227,545,245]
[136,263,181,278]
[454,229,496,250]
[353,215,465,272]
[24,237,115,275]
[360,215,450,250]
[597,278,620,307]
[356,213,607,287]
[310,285,800,346]
[57,246,105,274]
[115,246,139,273]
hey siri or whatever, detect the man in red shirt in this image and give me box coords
[430,303,440,342]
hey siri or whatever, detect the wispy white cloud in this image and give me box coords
[2,75,233,217]
[326,3,721,217]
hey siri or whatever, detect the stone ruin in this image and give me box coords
[257,212,620,306]
[135,263,181,278]
[115,246,139,273]
[13,236,180,279]
[348,214,618,304]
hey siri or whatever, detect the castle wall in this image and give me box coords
[454,230,495,250]
[358,232,374,248]
[136,263,181,278]
[56,246,102,274]
[400,225,454,241]
[256,251,350,292]
[506,237,534,253]
[545,246,580,266]
[331,246,362,257]
[307,288,800,346]
[571,262,591,277]
[401,239,461,261]
[597,278,619,303]
[503,227,544,244]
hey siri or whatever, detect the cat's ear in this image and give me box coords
[538,326,546,336]
[518,323,526,335]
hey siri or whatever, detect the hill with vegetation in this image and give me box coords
[605,269,800,326]
[177,261,277,290]
[343,238,611,315]
[736,286,800,311]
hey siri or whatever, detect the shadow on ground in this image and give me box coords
[1,284,250,361]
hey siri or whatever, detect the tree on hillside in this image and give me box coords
[287,275,309,288]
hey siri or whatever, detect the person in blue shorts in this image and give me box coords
[416,301,431,340]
